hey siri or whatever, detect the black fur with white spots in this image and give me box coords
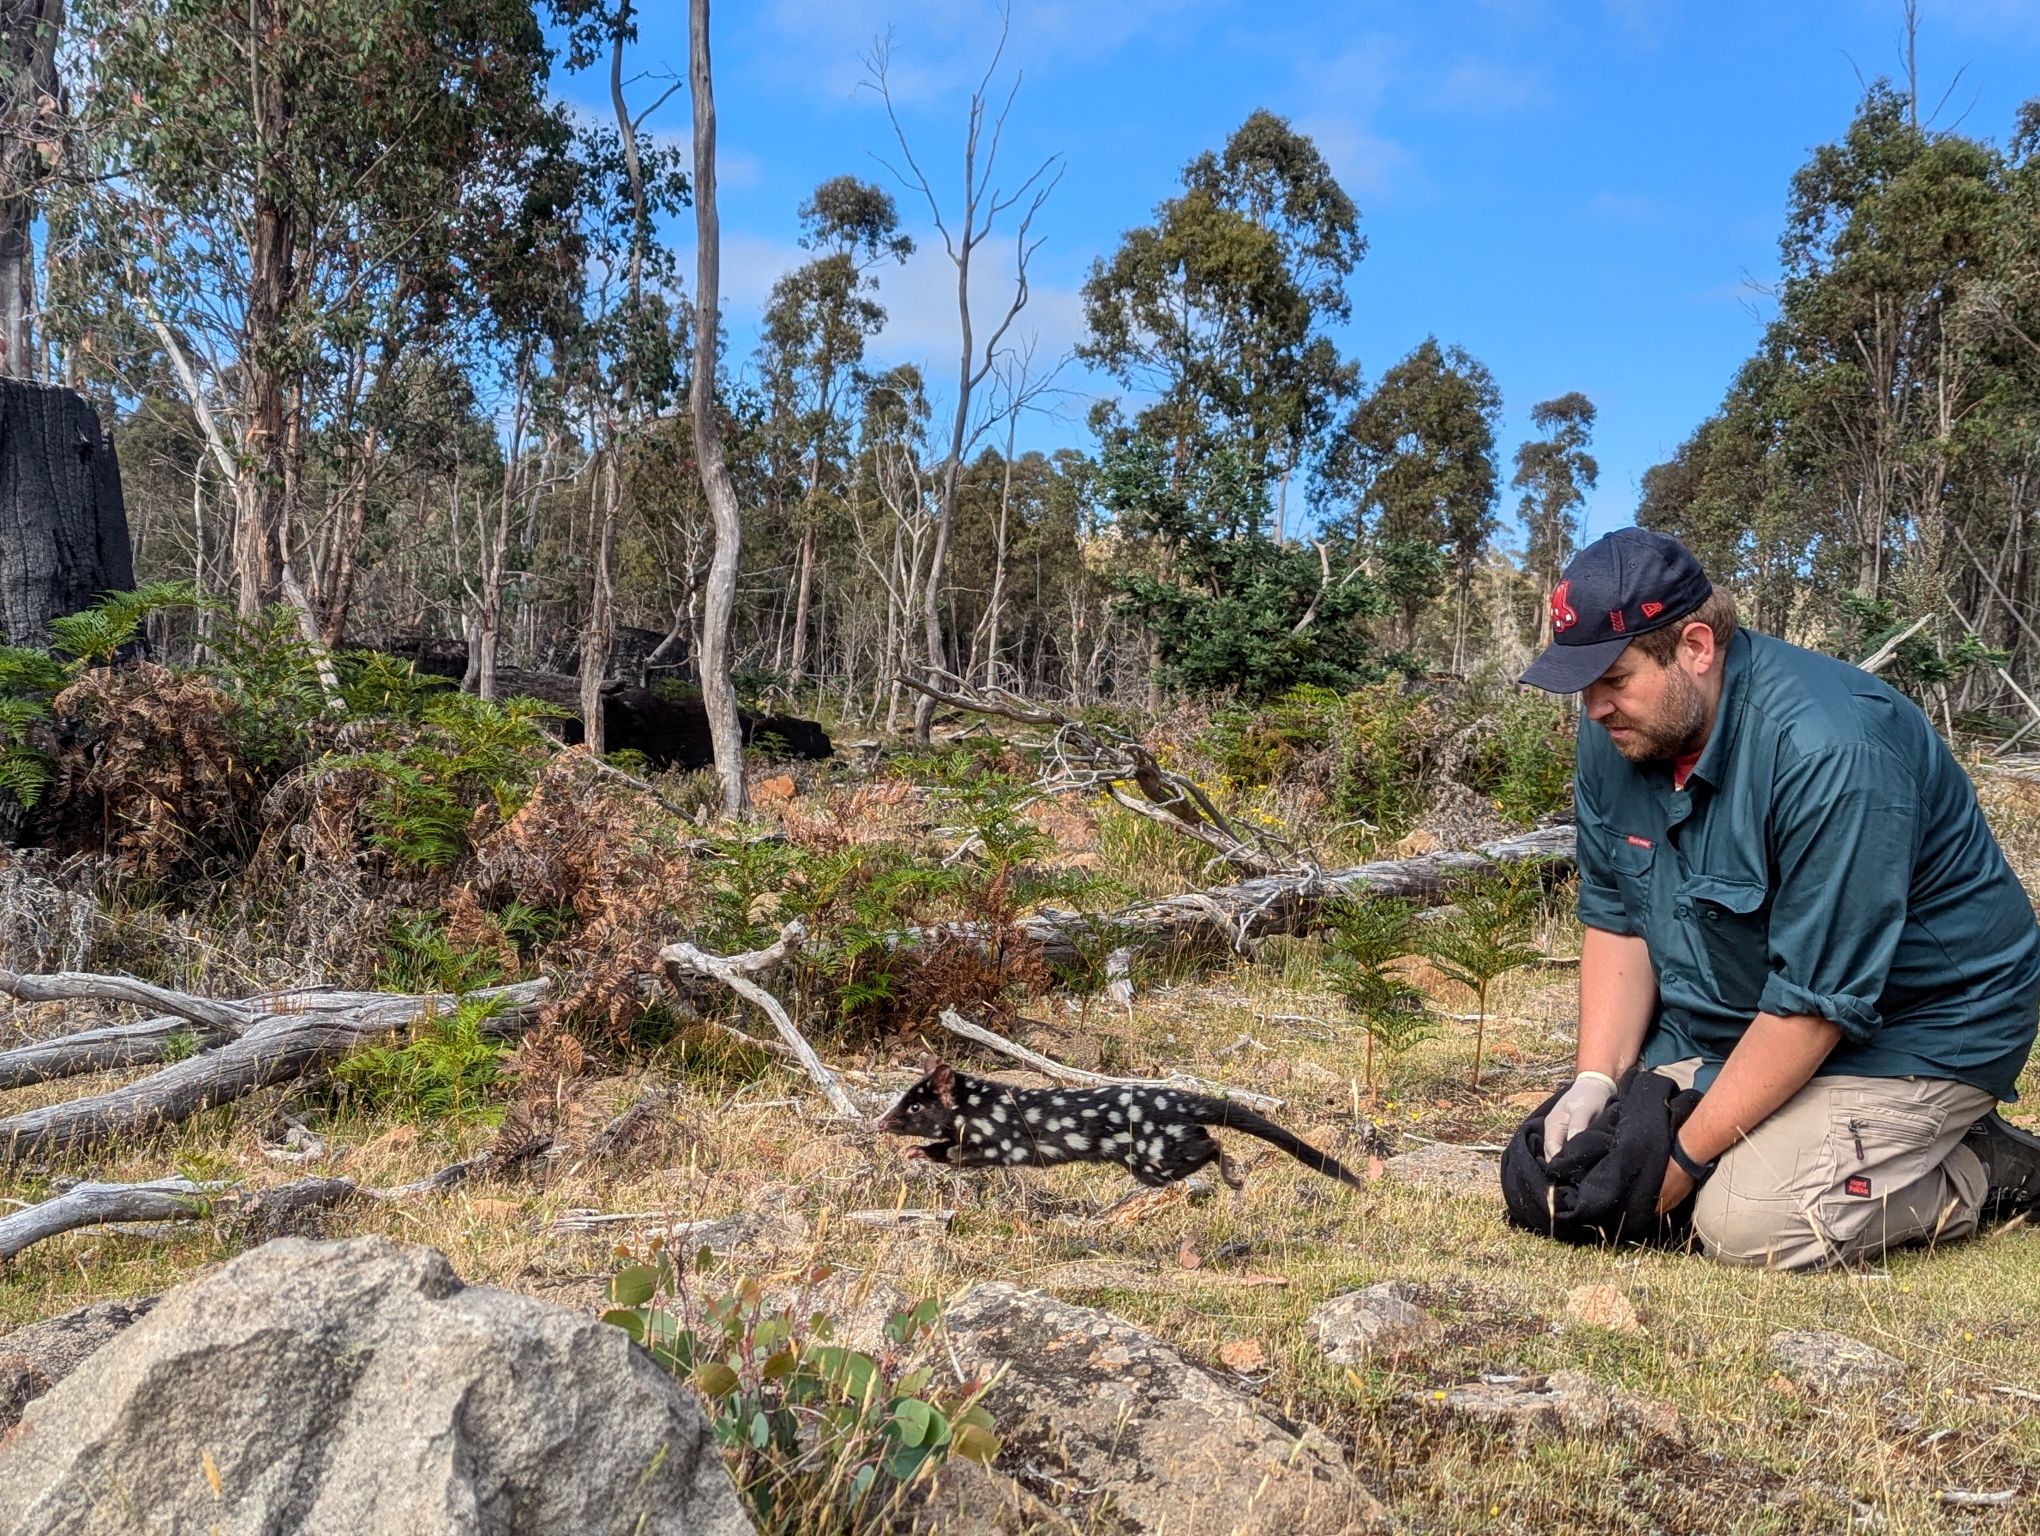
[875,1061,1363,1190]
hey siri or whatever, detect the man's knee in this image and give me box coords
[1690,1167,1830,1271]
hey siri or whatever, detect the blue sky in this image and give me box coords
[557,0,2040,550]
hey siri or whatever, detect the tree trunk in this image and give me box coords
[0,379,132,645]
[0,0,62,380]
[690,0,747,815]
[579,448,617,754]
[787,519,816,684]
[239,0,295,618]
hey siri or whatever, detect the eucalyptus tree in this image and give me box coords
[1512,392,1598,646]
[1323,337,1501,662]
[50,0,571,636]
[1081,108,1363,519]
[756,176,913,685]
[0,0,62,377]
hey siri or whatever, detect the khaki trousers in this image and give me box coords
[1654,1059,1995,1271]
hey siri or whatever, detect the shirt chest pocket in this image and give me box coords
[1606,834,1656,918]
[1676,874,1769,1012]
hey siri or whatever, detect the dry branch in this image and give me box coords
[0,1176,225,1261]
[0,969,257,1039]
[935,1007,1286,1113]
[0,980,549,1164]
[658,920,861,1118]
[898,668,1298,877]
[0,1156,501,1262]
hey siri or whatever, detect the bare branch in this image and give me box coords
[657,920,861,1117]
[933,1008,1286,1113]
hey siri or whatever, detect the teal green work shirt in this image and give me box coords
[1575,629,2040,1101]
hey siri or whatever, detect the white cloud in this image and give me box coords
[1434,58,1553,113]
[746,0,1216,106]
[863,239,1088,384]
[1294,115,1416,201]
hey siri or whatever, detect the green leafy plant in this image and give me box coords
[331,994,509,1125]
[1421,867,1546,1089]
[328,692,565,873]
[43,580,202,668]
[604,1250,999,1532]
[0,584,203,809]
[938,780,1051,876]
[1485,690,1575,825]
[1322,893,1430,1097]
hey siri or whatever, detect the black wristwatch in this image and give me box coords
[1668,1136,1717,1183]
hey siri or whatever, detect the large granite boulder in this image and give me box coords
[0,1236,752,1535]
[942,1282,1387,1534]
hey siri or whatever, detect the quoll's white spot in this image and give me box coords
[972,1118,993,1137]
[1065,1132,1089,1150]
[991,1106,1006,1123]
[1118,1092,1134,1107]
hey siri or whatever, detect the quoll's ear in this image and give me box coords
[917,1051,941,1074]
[932,1062,957,1106]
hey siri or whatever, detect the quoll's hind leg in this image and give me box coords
[1217,1146,1247,1205]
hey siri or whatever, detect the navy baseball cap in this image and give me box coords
[1520,528,1714,693]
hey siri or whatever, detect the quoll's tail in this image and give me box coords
[1189,1096,1365,1189]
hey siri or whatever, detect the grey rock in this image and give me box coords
[1311,1281,1444,1364]
[1768,1328,1904,1391]
[943,1282,1388,1534]
[900,1457,1073,1535]
[1383,1142,1497,1198]
[0,1296,157,1429]
[1422,1370,1683,1444]
[0,1235,753,1536]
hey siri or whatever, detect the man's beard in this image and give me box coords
[1603,665,1709,763]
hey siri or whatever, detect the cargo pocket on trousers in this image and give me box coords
[1811,1103,1943,1229]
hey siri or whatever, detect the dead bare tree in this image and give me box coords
[867,17,1061,745]
[689,0,749,815]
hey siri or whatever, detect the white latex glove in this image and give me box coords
[1543,1073,1617,1158]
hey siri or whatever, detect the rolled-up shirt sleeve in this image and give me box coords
[1757,744,1918,1042]
[1573,755,1637,937]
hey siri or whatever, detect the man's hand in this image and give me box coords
[1544,1073,1616,1157]
[1656,1155,1696,1214]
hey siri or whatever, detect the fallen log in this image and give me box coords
[0,1176,225,1261]
[0,988,392,1090]
[0,1157,502,1262]
[0,980,548,1163]
[1004,824,1576,966]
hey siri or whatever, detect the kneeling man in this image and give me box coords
[1522,528,2040,1269]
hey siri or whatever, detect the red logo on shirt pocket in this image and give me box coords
[1625,834,1654,849]
[1845,1174,1872,1198]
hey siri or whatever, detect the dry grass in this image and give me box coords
[4,766,2040,1533]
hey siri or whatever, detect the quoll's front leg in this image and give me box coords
[903,1141,957,1164]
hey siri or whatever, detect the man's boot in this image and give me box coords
[1963,1112,2040,1222]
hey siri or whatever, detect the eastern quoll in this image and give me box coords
[875,1061,1362,1190]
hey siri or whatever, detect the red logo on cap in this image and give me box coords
[1641,600,1664,619]
[1551,580,1578,635]
[1608,609,1626,634]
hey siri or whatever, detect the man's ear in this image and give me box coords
[1680,619,1718,676]
[932,1062,957,1106]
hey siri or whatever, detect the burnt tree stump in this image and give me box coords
[0,379,133,646]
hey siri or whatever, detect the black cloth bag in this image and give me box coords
[1501,1066,1704,1247]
